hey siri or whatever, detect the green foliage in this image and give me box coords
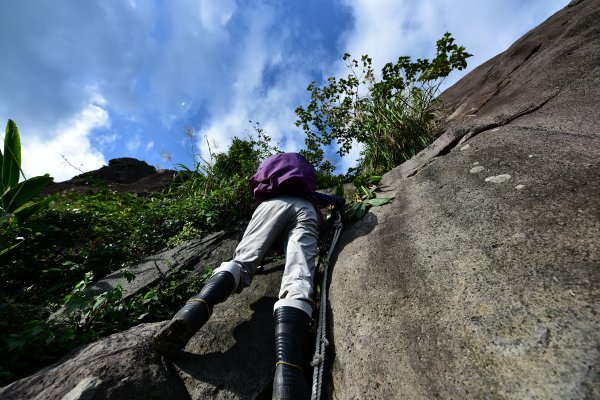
[0,139,269,307]
[1,119,21,191]
[1,267,212,384]
[0,298,78,384]
[343,175,393,221]
[0,133,279,385]
[1,119,53,260]
[296,33,472,174]
[59,267,212,336]
[314,170,345,191]
[171,126,278,214]
[1,190,176,292]
[1,120,53,228]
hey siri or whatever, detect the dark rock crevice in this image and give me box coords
[406,70,562,179]
[468,40,544,117]
[435,89,560,160]
[523,43,542,62]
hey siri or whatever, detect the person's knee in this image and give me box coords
[274,298,313,317]
[213,261,244,292]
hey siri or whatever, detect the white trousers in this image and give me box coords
[213,195,320,316]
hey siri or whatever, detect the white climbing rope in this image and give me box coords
[311,215,343,400]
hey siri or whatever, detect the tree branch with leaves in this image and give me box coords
[296,32,472,174]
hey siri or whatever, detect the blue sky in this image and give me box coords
[0,0,568,182]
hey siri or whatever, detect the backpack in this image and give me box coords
[249,153,316,202]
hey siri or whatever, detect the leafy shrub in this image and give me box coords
[344,175,392,221]
[58,267,212,337]
[296,33,472,174]
[0,267,212,384]
[0,298,79,384]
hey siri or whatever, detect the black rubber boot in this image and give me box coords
[272,306,311,400]
[153,271,236,358]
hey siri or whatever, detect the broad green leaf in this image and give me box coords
[2,119,22,191]
[0,237,24,256]
[7,338,25,351]
[2,174,53,212]
[364,197,393,207]
[367,176,382,185]
[357,185,373,199]
[14,197,51,222]
[93,296,107,311]
[355,202,367,219]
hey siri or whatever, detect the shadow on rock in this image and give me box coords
[336,211,378,253]
[174,296,278,399]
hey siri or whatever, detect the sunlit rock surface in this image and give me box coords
[328,1,599,398]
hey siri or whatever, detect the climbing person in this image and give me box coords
[152,152,344,399]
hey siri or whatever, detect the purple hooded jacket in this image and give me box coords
[249,152,344,209]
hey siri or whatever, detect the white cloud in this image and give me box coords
[198,0,237,31]
[21,104,109,182]
[95,132,118,147]
[127,135,142,152]
[1,1,344,172]
[198,108,247,157]
[194,3,326,159]
[339,0,425,70]
[0,2,156,132]
[195,3,279,155]
[145,141,155,152]
[339,0,569,87]
[147,2,240,129]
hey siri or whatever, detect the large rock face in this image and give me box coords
[328,1,599,399]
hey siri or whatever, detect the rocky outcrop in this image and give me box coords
[1,264,284,400]
[0,322,189,400]
[328,0,599,399]
[87,229,242,300]
[89,158,156,184]
[41,157,176,196]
